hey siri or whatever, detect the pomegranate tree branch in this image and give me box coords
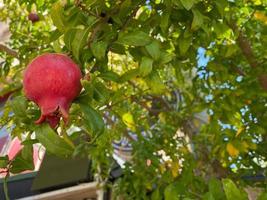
[0,44,18,58]
[230,24,258,68]
[229,23,267,90]
[75,0,99,18]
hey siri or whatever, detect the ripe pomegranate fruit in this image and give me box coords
[28,13,39,23]
[23,53,82,128]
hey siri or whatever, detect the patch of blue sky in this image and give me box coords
[196,47,212,79]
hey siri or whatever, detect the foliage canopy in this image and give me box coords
[0,0,267,199]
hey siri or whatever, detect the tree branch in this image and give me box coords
[75,0,99,18]
[0,44,18,58]
[229,23,267,90]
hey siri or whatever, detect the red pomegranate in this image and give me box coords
[28,13,40,23]
[23,53,82,128]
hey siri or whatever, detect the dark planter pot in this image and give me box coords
[0,153,92,200]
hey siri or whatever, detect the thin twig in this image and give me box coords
[0,44,18,58]
[75,0,99,18]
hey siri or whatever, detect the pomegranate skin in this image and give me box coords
[23,53,82,128]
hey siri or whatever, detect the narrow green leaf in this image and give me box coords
[49,29,62,42]
[180,0,195,10]
[52,39,61,53]
[98,71,120,82]
[64,28,77,50]
[178,34,192,55]
[151,188,161,200]
[93,81,110,103]
[35,124,73,157]
[145,71,165,94]
[10,145,34,174]
[110,43,126,54]
[72,27,90,60]
[191,9,204,30]
[119,69,139,83]
[79,103,104,135]
[139,57,153,77]
[160,12,170,33]
[222,179,248,200]
[145,40,161,60]
[164,183,180,200]
[215,0,228,16]
[118,31,152,46]
[91,41,108,60]
[208,178,225,200]
[119,0,132,18]
[51,2,65,32]
[11,96,28,119]
[203,192,215,200]
[81,80,94,93]
[159,52,175,64]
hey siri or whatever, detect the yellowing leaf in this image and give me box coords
[241,141,249,153]
[226,143,239,158]
[159,163,166,173]
[122,112,136,131]
[171,162,180,178]
[159,112,166,123]
[254,11,267,25]
[235,127,244,137]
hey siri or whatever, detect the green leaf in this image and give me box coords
[93,81,110,103]
[0,156,8,168]
[180,0,195,10]
[215,0,228,16]
[222,179,248,200]
[119,69,139,83]
[151,188,161,200]
[51,2,65,32]
[98,71,120,82]
[145,71,165,94]
[208,178,225,200]
[160,11,170,33]
[64,28,77,50]
[191,9,204,30]
[258,192,267,200]
[139,57,153,77]
[78,80,94,104]
[178,33,192,55]
[110,43,126,54]
[49,29,62,42]
[79,103,104,135]
[159,52,175,64]
[145,40,161,60]
[72,27,90,60]
[10,145,34,174]
[11,96,28,120]
[164,183,180,200]
[35,124,73,157]
[118,31,152,46]
[203,192,215,200]
[52,39,61,53]
[119,0,132,18]
[91,41,108,60]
